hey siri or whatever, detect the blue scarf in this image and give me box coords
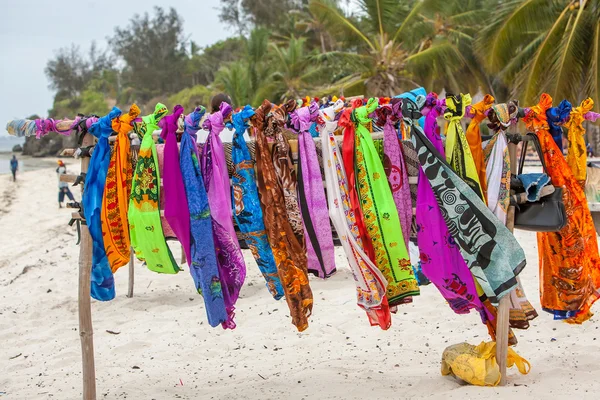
[546,99,572,153]
[180,107,228,327]
[83,106,122,301]
[231,105,284,300]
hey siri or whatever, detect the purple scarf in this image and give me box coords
[201,102,246,329]
[289,101,336,278]
[161,105,192,265]
[416,93,492,322]
[377,98,412,249]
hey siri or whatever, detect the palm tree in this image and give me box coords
[270,36,329,100]
[310,0,482,97]
[476,0,600,105]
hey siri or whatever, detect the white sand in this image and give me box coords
[1,162,599,400]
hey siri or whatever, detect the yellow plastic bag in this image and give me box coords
[441,341,531,386]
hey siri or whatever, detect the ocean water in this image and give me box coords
[0,135,24,152]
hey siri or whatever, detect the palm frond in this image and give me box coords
[311,0,376,51]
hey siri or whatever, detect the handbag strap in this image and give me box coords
[518,133,548,175]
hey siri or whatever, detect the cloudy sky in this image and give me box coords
[0,0,230,135]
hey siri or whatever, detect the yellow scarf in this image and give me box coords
[565,98,594,185]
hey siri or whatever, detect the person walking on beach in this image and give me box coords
[56,160,75,208]
[9,155,18,182]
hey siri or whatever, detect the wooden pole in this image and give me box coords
[127,248,134,298]
[496,139,520,386]
[78,133,97,400]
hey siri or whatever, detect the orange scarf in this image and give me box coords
[523,94,600,323]
[466,94,494,200]
[102,104,140,272]
[565,98,594,186]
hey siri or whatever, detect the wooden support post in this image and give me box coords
[496,139,520,386]
[127,248,134,298]
[78,134,97,400]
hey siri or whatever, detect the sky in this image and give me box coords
[0,0,231,136]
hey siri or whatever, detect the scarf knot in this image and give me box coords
[184,106,206,140]
[203,102,233,134]
[232,105,255,135]
[444,93,471,123]
[89,107,122,139]
[289,101,319,133]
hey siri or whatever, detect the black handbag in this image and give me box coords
[512,133,567,232]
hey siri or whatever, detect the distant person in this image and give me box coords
[9,155,18,182]
[56,160,75,208]
[587,142,594,157]
[210,93,233,113]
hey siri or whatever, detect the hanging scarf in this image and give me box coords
[339,101,375,262]
[101,104,139,273]
[268,101,305,243]
[231,105,284,300]
[162,105,192,265]
[290,101,336,279]
[375,98,412,249]
[565,98,595,186]
[128,104,179,274]
[546,99,572,154]
[445,93,485,201]
[201,102,246,329]
[320,100,391,329]
[84,107,122,301]
[485,102,538,329]
[417,93,493,323]
[412,121,526,305]
[465,94,494,200]
[354,98,419,305]
[524,94,600,323]
[179,106,228,327]
[253,100,313,332]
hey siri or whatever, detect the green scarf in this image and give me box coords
[128,109,179,274]
[354,98,419,305]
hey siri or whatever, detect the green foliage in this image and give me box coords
[167,85,214,111]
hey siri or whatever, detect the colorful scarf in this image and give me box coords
[201,102,246,329]
[84,107,122,301]
[231,105,284,300]
[465,94,494,200]
[444,93,485,201]
[354,98,419,305]
[128,104,179,274]
[485,102,538,329]
[339,101,375,262]
[179,106,228,327]
[417,93,492,322]
[320,100,391,329]
[162,105,192,265]
[524,94,600,323]
[268,101,305,243]
[253,100,313,332]
[290,101,336,279]
[101,104,139,273]
[546,99,572,153]
[565,98,595,186]
[375,98,412,249]
[412,121,526,305]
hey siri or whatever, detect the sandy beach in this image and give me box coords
[0,163,599,400]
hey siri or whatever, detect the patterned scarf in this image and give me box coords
[289,101,336,279]
[101,104,139,273]
[231,105,284,300]
[340,101,375,262]
[524,94,600,323]
[546,99,572,153]
[412,121,526,305]
[162,105,192,265]
[354,98,419,306]
[417,93,492,322]
[128,104,179,275]
[465,94,494,200]
[179,106,228,327]
[444,93,484,201]
[201,102,246,329]
[376,98,412,249]
[320,100,391,329]
[253,100,313,332]
[84,107,122,301]
[565,98,595,186]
